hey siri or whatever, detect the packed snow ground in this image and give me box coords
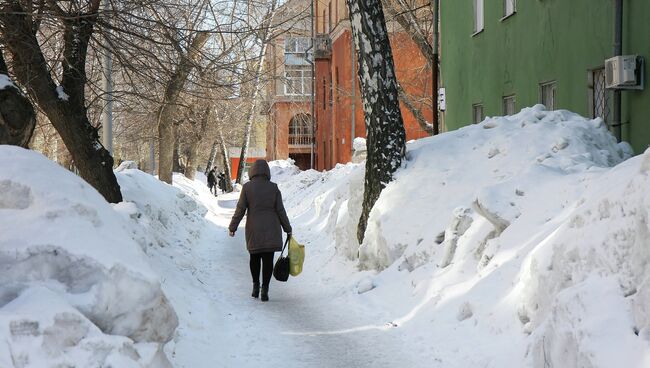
[2,105,650,367]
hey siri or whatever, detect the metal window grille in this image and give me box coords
[503,95,516,115]
[540,81,556,110]
[592,69,609,121]
[472,103,484,124]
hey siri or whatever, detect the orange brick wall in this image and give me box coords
[315,29,433,171]
[266,101,310,162]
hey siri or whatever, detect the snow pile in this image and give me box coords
[0,146,177,367]
[114,169,208,251]
[277,105,650,368]
[269,158,301,183]
[519,151,650,367]
[0,74,17,90]
[272,162,365,259]
[361,105,631,269]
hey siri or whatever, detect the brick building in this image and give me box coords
[313,0,434,171]
[264,0,314,170]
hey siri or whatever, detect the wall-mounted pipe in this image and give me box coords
[612,0,623,142]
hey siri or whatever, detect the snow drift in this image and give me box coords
[273,105,650,368]
[0,146,177,367]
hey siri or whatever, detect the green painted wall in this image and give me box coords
[441,0,650,153]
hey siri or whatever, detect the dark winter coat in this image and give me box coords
[228,160,292,254]
[218,173,227,191]
[207,169,217,186]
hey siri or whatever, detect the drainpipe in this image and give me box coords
[432,0,439,135]
[612,0,623,142]
[310,0,316,169]
[350,31,356,155]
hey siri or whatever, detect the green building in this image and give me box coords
[440,0,650,153]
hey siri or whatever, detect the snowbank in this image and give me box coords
[0,146,177,367]
[360,105,631,269]
[277,105,650,368]
[114,169,208,251]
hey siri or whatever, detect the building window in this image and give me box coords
[329,75,333,107]
[322,80,326,110]
[335,67,339,101]
[472,103,484,124]
[284,66,312,95]
[503,95,516,115]
[328,2,332,32]
[503,0,516,18]
[540,81,557,110]
[589,68,608,121]
[285,38,310,54]
[473,0,484,35]
[289,114,312,146]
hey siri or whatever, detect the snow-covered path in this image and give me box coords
[152,190,428,368]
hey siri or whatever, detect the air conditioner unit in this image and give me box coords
[605,55,638,89]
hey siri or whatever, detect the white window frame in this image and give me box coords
[539,81,557,111]
[284,37,310,54]
[503,95,516,115]
[472,103,484,124]
[284,66,312,96]
[502,0,516,20]
[473,0,484,35]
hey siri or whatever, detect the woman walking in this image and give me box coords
[228,159,292,302]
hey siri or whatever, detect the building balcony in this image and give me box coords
[288,133,313,148]
[314,34,332,59]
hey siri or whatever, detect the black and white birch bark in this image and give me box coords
[347,0,406,243]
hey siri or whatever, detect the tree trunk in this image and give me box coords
[348,0,406,244]
[205,141,218,174]
[184,106,210,180]
[235,0,277,184]
[172,128,184,173]
[0,1,122,203]
[157,31,210,184]
[217,121,234,192]
[0,51,36,147]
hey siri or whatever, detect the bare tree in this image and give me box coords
[0,0,122,202]
[383,0,437,134]
[157,31,210,183]
[234,0,278,184]
[0,50,35,147]
[347,0,406,243]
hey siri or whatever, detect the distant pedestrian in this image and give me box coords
[207,166,218,197]
[218,171,227,193]
[228,159,292,302]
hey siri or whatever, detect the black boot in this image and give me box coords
[251,282,260,298]
[261,285,269,302]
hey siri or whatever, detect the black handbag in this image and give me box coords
[273,237,290,282]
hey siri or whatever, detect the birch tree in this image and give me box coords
[347,0,406,243]
[234,0,278,184]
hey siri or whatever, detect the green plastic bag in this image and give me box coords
[288,236,305,277]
